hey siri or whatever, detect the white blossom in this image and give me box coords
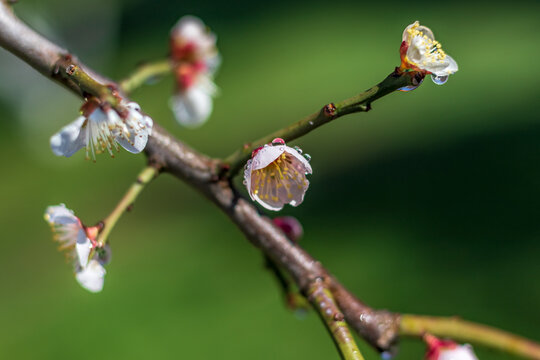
[50,100,153,160]
[170,16,220,127]
[401,21,458,78]
[44,204,110,293]
[244,139,312,211]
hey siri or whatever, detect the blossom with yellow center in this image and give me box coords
[244,139,312,211]
[400,21,458,85]
[50,99,153,161]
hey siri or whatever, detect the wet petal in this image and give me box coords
[50,116,87,157]
[247,145,312,211]
[114,107,153,154]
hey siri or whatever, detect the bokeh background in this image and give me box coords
[1,0,539,359]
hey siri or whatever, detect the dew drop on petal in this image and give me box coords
[271,138,285,146]
[303,153,311,162]
[293,146,303,154]
[431,74,449,85]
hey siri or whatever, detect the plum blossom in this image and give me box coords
[50,99,153,160]
[44,204,109,293]
[424,334,479,360]
[169,15,220,127]
[244,138,312,211]
[400,21,458,85]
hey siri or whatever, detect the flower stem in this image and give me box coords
[308,278,366,360]
[222,70,420,177]
[400,314,540,359]
[119,59,172,95]
[98,165,158,246]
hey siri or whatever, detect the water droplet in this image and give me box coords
[431,74,449,85]
[303,153,311,161]
[294,146,303,154]
[242,179,247,185]
[308,121,314,125]
[271,138,285,146]
[381,351,394,360]
[398,78,424,92]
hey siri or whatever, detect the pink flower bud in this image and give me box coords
[273,216,303,242]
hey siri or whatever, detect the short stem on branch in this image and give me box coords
[222,70,419,177]
[308,278,365,360]
[400,314,540,360]
[98,165,158,246]
[119,59,172,94]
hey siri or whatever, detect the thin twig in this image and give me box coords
[308,278,365,360]
[222,71,421,177]
[400,314,540,360]
[98,166,158,246]
[119,59,172,94]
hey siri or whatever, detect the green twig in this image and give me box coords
[222,70,421,177]
[97,166,158,246]
[308,278,365,360]
[119,59,172,94]
[400,314,540,360]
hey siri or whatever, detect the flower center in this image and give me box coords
[252,153,307,203]
[407,23,447,66]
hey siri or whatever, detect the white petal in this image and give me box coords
[50,116,87,157]
[251,146,284,170]
[423,54,459,76]
[439,345,478,360]
[113,104,153,153]
[170,85,213,127]
[75,230,91,268]
[284,147,312,174]
[253,195,285,211]
[75,259,106,293]
[172,16,217,55]
[45,204,78,225]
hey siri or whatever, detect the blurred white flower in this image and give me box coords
[400,21,458,84]
[169,16,220,127]
[45,204,109,293]
[75,259,106,293]
[244,138,312,211]
[425,334,479,360]
[50,99,153,160]
[438,346,478,360]
[45,204,92,268]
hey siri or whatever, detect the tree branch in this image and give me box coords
[2,4,539,359]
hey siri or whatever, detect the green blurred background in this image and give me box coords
[1,0,539,359]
